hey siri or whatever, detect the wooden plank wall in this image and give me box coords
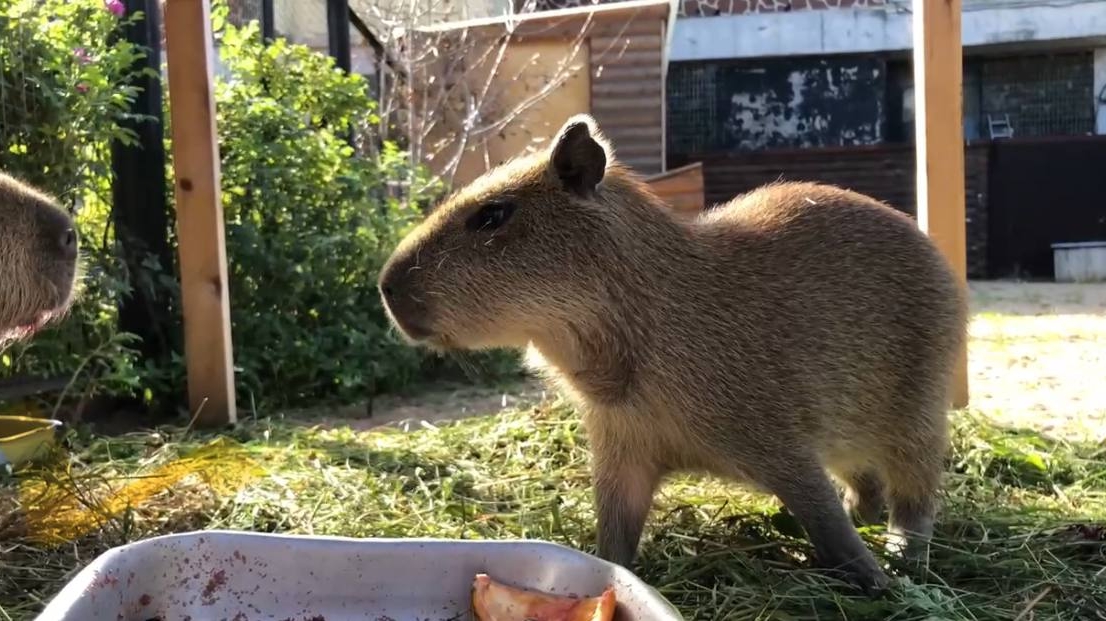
[669,143,991,278]
[670,144,989,216]
[645,162,704,213]
[416,1,670,179]
[588,16,667,175]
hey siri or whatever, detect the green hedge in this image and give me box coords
[1,0,520,415]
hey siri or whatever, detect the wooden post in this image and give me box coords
[164,0,237,426]
[913,0,969,408]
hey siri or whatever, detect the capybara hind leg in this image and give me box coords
[756,456,889,594]
[885,469,940,560]
[843,469,885,526]
[882,430,944,559]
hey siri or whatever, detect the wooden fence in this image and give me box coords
[669,143,992,278]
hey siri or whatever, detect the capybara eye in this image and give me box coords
[465,201,516,232]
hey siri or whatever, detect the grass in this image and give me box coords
[2,402,1105,620]
[1,282,1105,620]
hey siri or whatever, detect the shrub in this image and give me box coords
[0,0,149,401]
[1,1,521,416]
[195,19,433,408]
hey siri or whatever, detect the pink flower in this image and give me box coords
[76,83,89,93]
[73,47,92,64]
[104,0,125,17]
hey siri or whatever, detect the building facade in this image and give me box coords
[667,0,1106,156]
[663,0,1106,279]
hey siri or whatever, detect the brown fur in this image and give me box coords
[0,171,79,347]
[378,115,968,592]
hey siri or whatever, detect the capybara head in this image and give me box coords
[0,171,80,346]
[379,114,643,351]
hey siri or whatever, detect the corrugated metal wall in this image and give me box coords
[588,17,668,175]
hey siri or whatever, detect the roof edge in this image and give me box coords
[416,0,674,34]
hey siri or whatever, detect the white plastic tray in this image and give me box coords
[35,530,685,621]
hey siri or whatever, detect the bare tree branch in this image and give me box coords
[368,0,601,189]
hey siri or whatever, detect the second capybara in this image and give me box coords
[378,115,968,592]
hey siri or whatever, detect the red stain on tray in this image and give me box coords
[200,569,228,604]
[139,593,152,606]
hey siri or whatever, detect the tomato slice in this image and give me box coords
[471,573,617,621]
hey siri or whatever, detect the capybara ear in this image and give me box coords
[549,114,608,197]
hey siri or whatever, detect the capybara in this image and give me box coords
[0,171,79,347]
[378,115,967,592]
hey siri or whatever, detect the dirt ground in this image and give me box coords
[968,281,1106,440]
[324,282,1106,441]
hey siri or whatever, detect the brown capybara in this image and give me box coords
[378,114,968,592]
[0,171,79,347]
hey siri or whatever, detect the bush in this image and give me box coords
[199,20,432,407]
[1,1,521,416]
[0,0,149,401]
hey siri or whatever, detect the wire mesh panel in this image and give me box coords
[228,0,262,26]
[979,52,1095,138]
[667,56,886,155]
[666,61,720,155]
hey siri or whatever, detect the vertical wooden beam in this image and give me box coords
[913,0,969,408]
[164,0,237,426]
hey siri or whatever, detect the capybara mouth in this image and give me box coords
[1,310,53,345]
[389,315,437,344]
[385,312,456,352]
[12,308,58,335]
[2,283,75,343]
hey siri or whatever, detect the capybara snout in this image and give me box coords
[0,171,80,343]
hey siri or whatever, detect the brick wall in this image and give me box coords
[670,143,991,278]
[518,0,887,15]
[680,0,885,17]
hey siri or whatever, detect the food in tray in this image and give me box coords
[472,573,616,621]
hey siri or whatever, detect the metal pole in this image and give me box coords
[261,0,275,44]
[110,0,174,370]
[327,0,351,73]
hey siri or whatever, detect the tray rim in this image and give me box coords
[37,529,685,620]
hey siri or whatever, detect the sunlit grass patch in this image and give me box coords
[2,399,1104,621]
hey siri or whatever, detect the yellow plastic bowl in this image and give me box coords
[0,415,63,470]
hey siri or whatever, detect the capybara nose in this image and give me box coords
[378,259,431,339]
[38,206,79,262]
[379,280,396,300]
[378,264,401,304]
[57,226,79,261]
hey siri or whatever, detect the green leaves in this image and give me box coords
[190,17,432,408]
[1,0,517,414]
[0,0,149,398]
